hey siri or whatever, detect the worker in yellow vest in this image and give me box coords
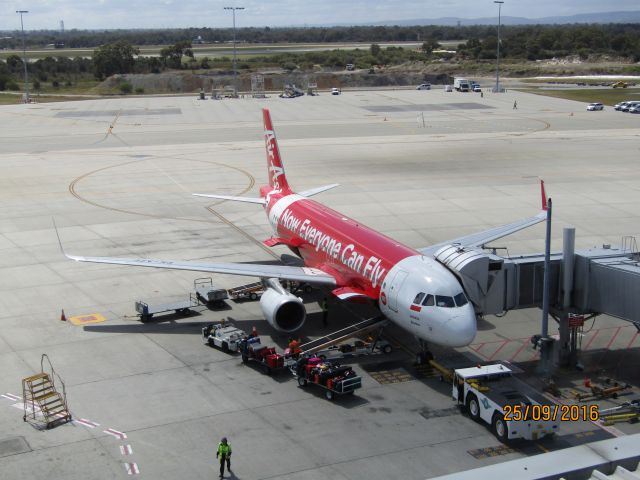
[216,437,232,478]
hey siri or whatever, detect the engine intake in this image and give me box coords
[260,278,306,332]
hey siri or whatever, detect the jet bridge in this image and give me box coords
[434,239,640,337]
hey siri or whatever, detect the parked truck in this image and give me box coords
[453,363,560,442]
[454,77,471,92]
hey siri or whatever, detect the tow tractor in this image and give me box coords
[239,336,288,375]
[292,356,362,401]
[202,322,246,352]
[452,363,559,442]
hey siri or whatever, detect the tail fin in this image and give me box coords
[540,179,548,211]
[263,108,292,193]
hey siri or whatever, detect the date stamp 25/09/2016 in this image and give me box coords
[503,404,599,422]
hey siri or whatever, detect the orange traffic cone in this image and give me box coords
[60,309,67,322]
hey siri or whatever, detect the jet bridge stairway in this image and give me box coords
[22,354,71,429]
[298,316,388,355]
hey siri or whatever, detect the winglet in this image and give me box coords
[540,180,548,211]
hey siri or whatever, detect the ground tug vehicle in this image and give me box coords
[452,363,559,442]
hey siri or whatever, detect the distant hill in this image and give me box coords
[365,10,640,26]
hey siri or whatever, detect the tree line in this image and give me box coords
[1,23,639,92]
[0,23,639,57]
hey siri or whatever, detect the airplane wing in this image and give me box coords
[418,181,548,256]
[64,253,337,285]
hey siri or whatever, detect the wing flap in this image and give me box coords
[192,193,266,205]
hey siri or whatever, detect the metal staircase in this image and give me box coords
[22,354,71,429]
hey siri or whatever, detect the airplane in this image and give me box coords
[60,108,548,356]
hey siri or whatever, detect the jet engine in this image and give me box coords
[259,278,306,332]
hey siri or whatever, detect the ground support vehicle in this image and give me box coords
[454,77,470,92]
[416,83,431,90]
[292,357,362,400]
[227,281,263,301]
[240,336,286,375]
[453,364,559,442]
[194,277,228,307]
[202,322,247,352]
[135,294,199,322]
[314,337,392,361]
[586,103,604,111]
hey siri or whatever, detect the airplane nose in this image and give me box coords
[442,308,477,347]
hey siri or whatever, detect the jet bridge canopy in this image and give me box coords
[435,243,640,325]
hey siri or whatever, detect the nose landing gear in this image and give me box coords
[415,338,434,365]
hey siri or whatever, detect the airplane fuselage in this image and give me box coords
[263,187,477,347]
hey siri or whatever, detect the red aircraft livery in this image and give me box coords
[62,108,548,349]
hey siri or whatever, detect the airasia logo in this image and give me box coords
[380,291,387,305]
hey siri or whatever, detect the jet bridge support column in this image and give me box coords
[538,198,554,375]
[556,227,576,368]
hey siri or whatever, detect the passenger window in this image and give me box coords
[422,294,434,306]
[413,293,425,304]
[436,295,455,308]
[454,292,468,307]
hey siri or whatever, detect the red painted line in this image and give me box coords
[124,463,140,475]
[509,340,530,362]
[104,428,127,440]
[74,418,99,428]
[604,327,622,350]
[468,342,485,353]
[487,340,509,361]
[626,331,640,349]
[583,329,601,350]
[120,445,133,456]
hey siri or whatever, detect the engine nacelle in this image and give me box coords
[259,279,306,332]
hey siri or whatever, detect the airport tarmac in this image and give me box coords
[1,87,639,480]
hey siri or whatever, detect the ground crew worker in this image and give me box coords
[513,100,517,109]
[288,338,301,357]
[216,437,232,478]
[321,298,329,326]
[250,326,258,338]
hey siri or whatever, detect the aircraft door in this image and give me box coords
[387,269,408,312]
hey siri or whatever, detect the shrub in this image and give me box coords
[119,82,133,94]
[135,86,144,94]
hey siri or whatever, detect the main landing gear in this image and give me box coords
[415,338,434,365]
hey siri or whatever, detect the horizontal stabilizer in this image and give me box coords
[298,184,340,198]
[192,193,266,205]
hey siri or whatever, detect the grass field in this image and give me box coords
[522,87,640,106]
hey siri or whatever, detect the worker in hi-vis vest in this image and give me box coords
[216,437,232,478]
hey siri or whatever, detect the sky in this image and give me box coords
[1,0,639,30]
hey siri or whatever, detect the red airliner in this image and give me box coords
[63,108,547,350]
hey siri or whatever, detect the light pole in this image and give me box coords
[493,1,504,93]
[224,6,244,94]
[16,10,29,102]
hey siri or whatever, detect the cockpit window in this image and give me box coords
[454,292,468,307]
[413,293,425,304]
[422,294,434,306]
[436,295,455,308]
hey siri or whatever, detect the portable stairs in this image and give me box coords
[22,354,71,429]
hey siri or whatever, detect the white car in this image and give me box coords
[331,87,341,95]
[473,85,482,92]
[586,103,604,111]
[444,85,453,92]
[629,105,640,114]
[416,83,431,90]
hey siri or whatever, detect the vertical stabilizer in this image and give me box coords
[263,108,292,193]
